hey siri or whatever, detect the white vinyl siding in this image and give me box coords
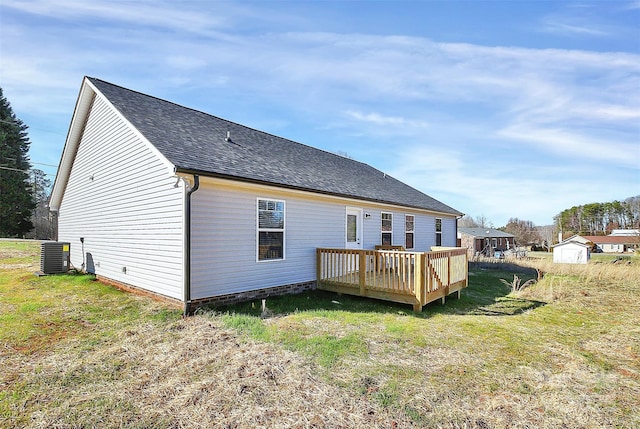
[440,216,457,247]
[190,182,342,298]
[57,94,184,300]
[190,179,460,299]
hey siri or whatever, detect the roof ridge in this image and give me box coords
[86,77,376,170]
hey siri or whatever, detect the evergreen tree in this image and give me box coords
[0,87,35,237]
[554,196,640,235]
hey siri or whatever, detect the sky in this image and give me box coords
[1,0,639,227]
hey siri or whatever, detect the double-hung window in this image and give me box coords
[257,199,285,261]
[381,212,393,245]
[435,218,442,246]
[405,214,415,250]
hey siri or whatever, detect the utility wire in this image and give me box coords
[0,166,56,176]
[0,165,29,173]
[0,118,66,135]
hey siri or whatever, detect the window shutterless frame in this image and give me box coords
[435,218,442,247]
[405,214,415,250]
[256,198,285,262]
[381,212,393,246]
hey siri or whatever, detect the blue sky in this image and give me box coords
[1,0,638,226]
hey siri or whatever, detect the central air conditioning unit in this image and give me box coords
[40,242,71,274]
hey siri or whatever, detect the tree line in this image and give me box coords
[0,86,55,239]
[461,194,640,249]
[554,196,640,236]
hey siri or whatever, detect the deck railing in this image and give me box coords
[316,248,468,311]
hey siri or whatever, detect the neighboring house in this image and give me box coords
[457,227,515,259]
[50,77,463,314]
[552,241,590,264]
[582,235,639,253]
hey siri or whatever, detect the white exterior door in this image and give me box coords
[345,207,363,249]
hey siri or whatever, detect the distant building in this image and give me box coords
[552,241,590,264]
[457,227,515,259]
[559,233,639,253]
[582,235,639,253]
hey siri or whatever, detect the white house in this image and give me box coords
[583,235,639,253]
[50,77,463,314]
[552,241,590,264]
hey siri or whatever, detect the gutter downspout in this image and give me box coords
[184,174,200,316]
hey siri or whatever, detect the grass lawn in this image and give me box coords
[1,241,638,428]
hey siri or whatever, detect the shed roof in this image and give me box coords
[458,227,514,238]
[552,240,591,249]
[85,78,461,215]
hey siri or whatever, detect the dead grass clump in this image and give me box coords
[500,274,537,293]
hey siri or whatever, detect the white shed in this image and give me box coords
[552,241,590,264]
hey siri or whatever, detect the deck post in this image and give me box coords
[316,249,322,288]
[414,253,423,310]
[447,250,452,289]
[465,251,469,288]
[359,250,366,296]
[426,253,432,293]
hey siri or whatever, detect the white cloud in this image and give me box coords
[388,145,639,226]
[497,124,639,168]
[540,19,609,37]
[343,110,429,135]
[1,0,229,34]
[1,0,638,225]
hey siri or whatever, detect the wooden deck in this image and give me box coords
[316,248,468,311]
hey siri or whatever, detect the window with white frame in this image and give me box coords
[257,199,285,261]
[405,214,415,249]
[381,212,393,245]
[435,218,442,246]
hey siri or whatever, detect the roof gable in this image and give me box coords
[563,234,591,244]
[552,240,591,249]
[85,77,461,215]
[49,78,175,211]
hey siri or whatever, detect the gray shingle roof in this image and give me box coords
[89,77,462,215]
[458,227,514,238]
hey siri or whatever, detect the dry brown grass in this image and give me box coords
[2,242,639,428]
[17,317,412,429]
